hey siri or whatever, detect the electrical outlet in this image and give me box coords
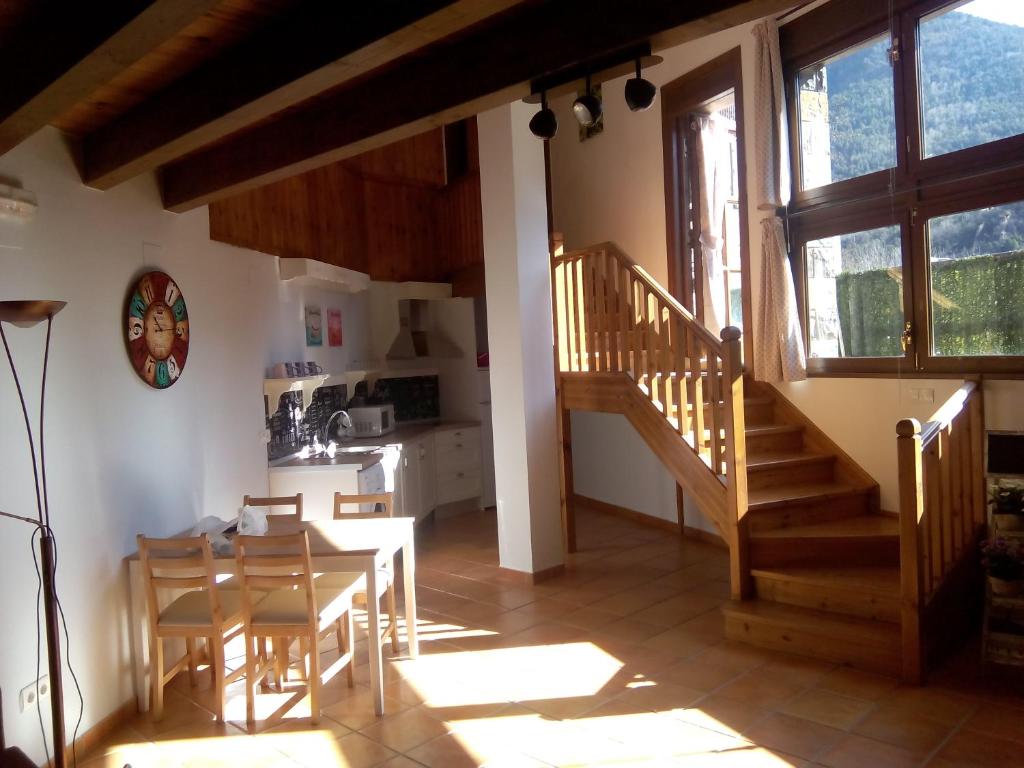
[19,676,49,713]
[906,387,935,403]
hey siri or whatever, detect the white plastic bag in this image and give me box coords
[237,505,268,536]
[191,516,234,554]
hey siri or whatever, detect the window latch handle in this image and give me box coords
[900,321,913,352]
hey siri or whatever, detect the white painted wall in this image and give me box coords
[549,16,1024,525]
[479,102,563,574]
[0,128,373,763]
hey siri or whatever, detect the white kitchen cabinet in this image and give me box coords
[435,425,482,505]
[398,434,436,524]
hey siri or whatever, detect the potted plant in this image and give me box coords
[981,537,1024,596]
[990,482,1024,531]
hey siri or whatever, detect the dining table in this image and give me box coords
[125,516,418,717]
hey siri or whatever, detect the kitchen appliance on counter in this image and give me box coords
[348,404,395,437]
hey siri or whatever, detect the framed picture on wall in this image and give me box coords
[327,308,342,347]
[305,304,322,347]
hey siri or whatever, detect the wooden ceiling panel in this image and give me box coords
[51,0,296,136]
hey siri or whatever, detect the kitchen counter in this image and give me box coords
[267,420,481,472]
[341,420,481,450]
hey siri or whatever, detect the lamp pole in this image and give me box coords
[0,300,68,768]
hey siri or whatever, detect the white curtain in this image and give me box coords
[752,18,807,382]
[695,115,730,338]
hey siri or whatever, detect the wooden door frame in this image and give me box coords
[661,47,754,368]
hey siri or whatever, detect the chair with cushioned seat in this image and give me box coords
[326,492,401,654]
[234,531,362,728]
[137,533,249,723]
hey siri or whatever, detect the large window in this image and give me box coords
[784,0,1024,375]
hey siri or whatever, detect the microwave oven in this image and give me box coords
[347,404,395,437]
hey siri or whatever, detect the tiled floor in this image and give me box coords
[83,507,1024,767]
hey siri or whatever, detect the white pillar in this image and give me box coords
[478,102,564,575]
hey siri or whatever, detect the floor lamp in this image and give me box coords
[0,300,68,768]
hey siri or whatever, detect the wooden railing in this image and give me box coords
[552,242,750,597]
[896,381,986,682]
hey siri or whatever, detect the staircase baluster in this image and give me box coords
[607,255,620,373]
[570,257,583,372]
[708,352,723,475]
[688,330,705,456]
[619,263,631,376]
[674,314,688,438]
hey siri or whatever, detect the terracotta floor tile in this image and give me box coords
[932,727,1022,767]
[961,701,1024,744]
[743,712,845,761]
[358,705,451,753]
[883,686,979,726]
[716,669,807,711]
[672,693,771,739]
[779,688,876,731]
[815,667,899,702]
[852,703,953,755]
[816,733,922,768]
[656,658,743,692]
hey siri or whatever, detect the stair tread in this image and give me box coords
[723,600,901,643]
[745,423,803,435]
[751,513,897,539]
[746,450,834,470]
[751,565,900,595]
[748,481,872,509]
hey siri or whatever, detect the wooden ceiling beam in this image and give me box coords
[160,0,792,212]
[82,0,522,190]
[0,0,221,157]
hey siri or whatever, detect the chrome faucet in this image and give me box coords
[323,409,354,444]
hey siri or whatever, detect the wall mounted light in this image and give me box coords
[528,91,558,140]
[624,59,657,111]
[572,75,603,128]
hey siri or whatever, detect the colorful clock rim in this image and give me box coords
[126,270,188,390]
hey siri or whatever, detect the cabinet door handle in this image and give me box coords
[454,431,462,437]
[457,472,464,478]
[455,443,462,448]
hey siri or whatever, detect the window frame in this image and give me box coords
[781,0,1024,377]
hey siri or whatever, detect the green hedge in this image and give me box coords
[836,250,1024,357]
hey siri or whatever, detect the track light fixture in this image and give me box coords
[528,91,558,140]
[572,75,603,128]
[624,59,657,111]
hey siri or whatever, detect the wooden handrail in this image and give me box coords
[896,381,985,683]
[551,241,750,599]
[555,242,723,352]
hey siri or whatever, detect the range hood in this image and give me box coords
[387,299,462,359]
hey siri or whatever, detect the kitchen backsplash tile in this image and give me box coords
[266,384,348,461]
[266,374,441,460]
[373,375,440,423]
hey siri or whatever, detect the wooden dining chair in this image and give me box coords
[242,493,303,521]
[234,531,362,728]
[327,492,401,654]
[137,534,247,722]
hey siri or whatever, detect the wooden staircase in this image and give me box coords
[552,242,985,682]
[720,382,903,677]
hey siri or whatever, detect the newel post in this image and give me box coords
[721,326,751,600]
[897,417,925,684]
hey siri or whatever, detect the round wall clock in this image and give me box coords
[126,271,189,388]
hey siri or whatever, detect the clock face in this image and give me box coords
[126,271,189,389]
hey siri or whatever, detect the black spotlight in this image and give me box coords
[624,59,657,112]
[572,76,602,127]
[529,91,558,140]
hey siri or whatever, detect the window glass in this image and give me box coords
[798,35,896,189]
[919,1,1024,158]
[928,200,1024,356]
[805,225,904,358]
